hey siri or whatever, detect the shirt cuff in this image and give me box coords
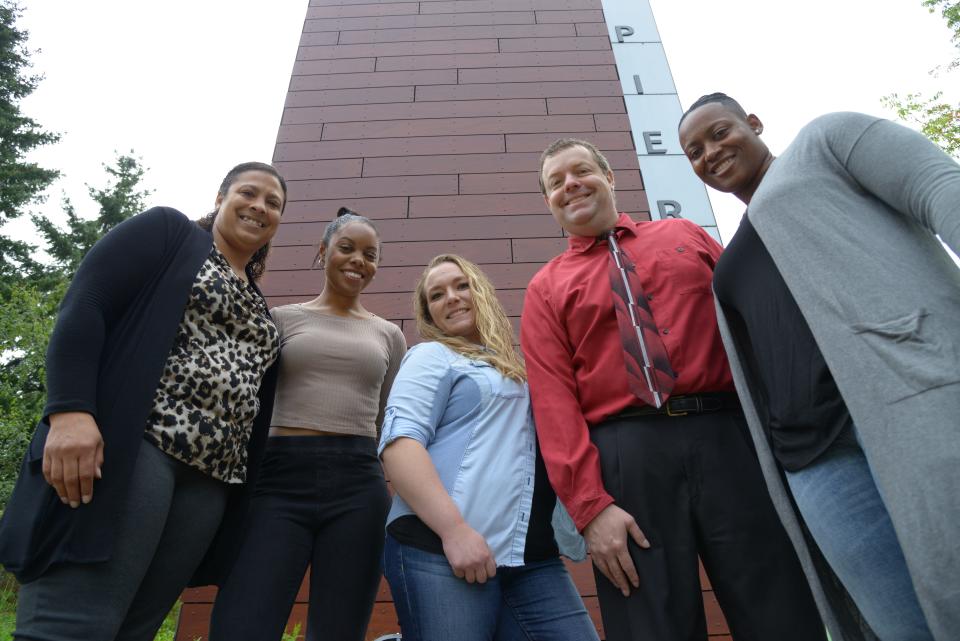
[377,410,431,456]
[573,494,616,533]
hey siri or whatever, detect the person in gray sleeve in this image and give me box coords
[679,93,959,641]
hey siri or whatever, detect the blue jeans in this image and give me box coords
[785,425,933,641]
[384,534,599,641]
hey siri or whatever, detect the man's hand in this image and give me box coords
[42,412,104,508]
[584,504,649,596]
[441,522,497,584]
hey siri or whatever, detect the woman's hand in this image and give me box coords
[382,437,497,584]
[440,522,497,584]
[43,411,104,508]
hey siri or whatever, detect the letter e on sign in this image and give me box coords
[643,131,667,155]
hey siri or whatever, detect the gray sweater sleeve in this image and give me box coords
[832,113,960,254]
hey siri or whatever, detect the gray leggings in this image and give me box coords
[14,440,229,641]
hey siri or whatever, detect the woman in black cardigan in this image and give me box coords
[0,162,287,641]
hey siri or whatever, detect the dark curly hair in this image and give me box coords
[196,161,288,282]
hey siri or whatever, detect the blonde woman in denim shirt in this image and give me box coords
[379,254,598,641]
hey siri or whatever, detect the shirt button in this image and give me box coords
[676,247,686,253]
[646,294,654,301]
[662,328,670,335]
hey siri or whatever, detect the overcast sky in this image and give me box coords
[11,0,959,245]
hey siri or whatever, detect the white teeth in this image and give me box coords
[239,215,264,228]
[343,270,363,280]
[712,157,735,175]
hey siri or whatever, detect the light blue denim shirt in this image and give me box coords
[379,341,542,567]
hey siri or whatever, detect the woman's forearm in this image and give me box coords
[382,436,497,582]
[381,437,465,538]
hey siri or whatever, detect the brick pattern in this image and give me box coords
[176,1,727,639]
[265,0,647,344]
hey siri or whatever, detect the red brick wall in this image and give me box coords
[259,0,649,341]
[177,1,730,639]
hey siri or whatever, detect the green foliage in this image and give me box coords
[0,282,58,507]
[882,91,960,157]
[0,235,43,300]
[0,0,59,286]
[152,600,183,641]
[0,572,15,640]
[282,622,303,641]
[882,1,960,159]
[0,0,60,224]
[32,152,151,281]
[922,0,960,59]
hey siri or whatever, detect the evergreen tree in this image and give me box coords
[33,152,151,281]
[0,0,60,287]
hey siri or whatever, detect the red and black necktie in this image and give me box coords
[605,230,676,408]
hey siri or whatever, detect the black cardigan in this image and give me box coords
[0,207,279,585]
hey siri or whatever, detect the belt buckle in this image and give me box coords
[665,395,700,417]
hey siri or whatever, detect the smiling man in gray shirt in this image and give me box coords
[679,93,960,641]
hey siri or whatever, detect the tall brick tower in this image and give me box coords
[176,1,728,639]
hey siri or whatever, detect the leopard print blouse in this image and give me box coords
[143,247,279,483]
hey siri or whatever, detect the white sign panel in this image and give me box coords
[600,0,718,238]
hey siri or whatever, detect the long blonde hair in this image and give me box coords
[414,254,526,383]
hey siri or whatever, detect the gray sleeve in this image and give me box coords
[841,116,960,254]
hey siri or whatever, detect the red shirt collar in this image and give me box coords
[566,213,638,253]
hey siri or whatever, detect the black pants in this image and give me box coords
[590,410,826,641]
[210,436,390,641]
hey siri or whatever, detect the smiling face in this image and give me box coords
[423,261,481,344]
[541,145,619,237]
[678,102,772,204]
[213,170,284,260]
[319,221,379,298]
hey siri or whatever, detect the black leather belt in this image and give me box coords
[612,393,741,419]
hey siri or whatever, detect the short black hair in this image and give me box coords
[678,92,748,129]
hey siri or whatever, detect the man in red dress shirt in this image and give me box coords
[521,138,825,641]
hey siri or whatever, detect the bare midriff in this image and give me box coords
[269,426,354,437]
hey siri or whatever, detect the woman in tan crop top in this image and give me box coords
[211,208,407,641]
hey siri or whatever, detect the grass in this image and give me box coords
[0,577,15,641]
[153,601,182,641]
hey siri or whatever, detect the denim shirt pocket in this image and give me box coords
[467,359,526,399]
[851,308,960,403]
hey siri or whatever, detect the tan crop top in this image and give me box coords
[270,304,407,437]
